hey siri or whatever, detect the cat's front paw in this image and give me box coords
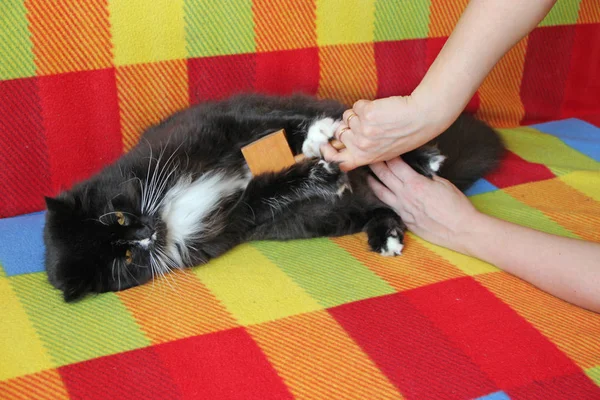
[302,117,341,158]
[309,160,351,197]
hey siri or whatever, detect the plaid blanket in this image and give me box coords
[1,0,599,218]
[1,118,600,399]
[2,1,600,399]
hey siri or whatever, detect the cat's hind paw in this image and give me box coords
[302,117,341,158]
[368,228,404,257]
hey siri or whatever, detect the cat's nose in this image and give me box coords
[135,225,155,240]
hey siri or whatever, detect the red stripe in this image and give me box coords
[255,48,320,96]
[404,277,581,388]
[560,23,600,119]
[39,68,122,194]
[329,290,497,399]
[375,39,427,98]
[520,25,576,125]
[0,77,50,218]
[153,328,294,399]
[484,150,556,189]
[188,54,256,103]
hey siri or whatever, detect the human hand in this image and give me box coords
[320,93,453,171]
[367,157,481,254]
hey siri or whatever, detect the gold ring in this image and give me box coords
[346,113,357,126]
[338,126,350,141]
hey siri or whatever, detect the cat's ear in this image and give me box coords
[45,196,70,213]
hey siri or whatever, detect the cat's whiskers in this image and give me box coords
[141,142,155,214]
[123,263,141,286]
[145,142,186,216]
[117,262,122,292]
[147,162,180,216]
[98,211,137,225]
[144,146,166,215]
[154,247,182,289]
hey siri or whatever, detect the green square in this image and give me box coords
[253,238,396,308]
[587,366,600,387]
[10,273,150,366]
[0,0,36,80]
[539,0,581,27]
[470,190,579,239]
[185,0,255,57]
[498,127,600,176]
[374,0,431,41]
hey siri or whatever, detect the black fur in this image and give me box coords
[43,93,504,302]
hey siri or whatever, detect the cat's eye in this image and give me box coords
[115,211,126,226]
[125,249,133,265]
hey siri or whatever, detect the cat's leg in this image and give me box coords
[363,208,407,256]
[239,158,351,224]
[299,118,447,179]
[401,145,447,178]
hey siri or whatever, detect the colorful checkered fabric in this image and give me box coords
[2,1,600,399]
[1,118,600,398]
[1,1,600,218]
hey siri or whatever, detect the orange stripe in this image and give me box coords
[0,369,70,400]
[25,0,113,75]
[578,0,600,23]
[116,59,189,152]
[503,179,600,242]
[253,0,317,52]
[247,310,403,399]
[476,272,600,369]
[317,43,378,106]
[427,0,468,38]
[476,37,528,127]
[118,269,239,344]
[332,233,466,292]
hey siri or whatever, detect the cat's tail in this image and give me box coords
[431,113,505,192]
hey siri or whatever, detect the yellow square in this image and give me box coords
[109,0,186,66]
[316,0,376,46]
[411,235,500,276]
[560,171,600,202]
[0,278,54,380]
[194,244,322,326]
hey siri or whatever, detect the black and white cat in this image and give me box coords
[43,93,504,302]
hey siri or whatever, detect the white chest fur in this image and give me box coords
[160,171,250,262]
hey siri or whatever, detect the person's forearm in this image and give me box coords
[462,212,600,313]
[413,0,557,124]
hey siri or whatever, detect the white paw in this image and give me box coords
[302,117,341,158]
[380,235,404,256]
[429,155,446,173]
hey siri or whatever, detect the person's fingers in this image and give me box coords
[319,141,343,162]
[334,125,351,142]
[320,143,358,171]
[352,99,370,117]
[369,162,403,192]
[343,109,360,131]
[386,156,423,182]
[367,176,397,206]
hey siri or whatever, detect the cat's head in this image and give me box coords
[43,176,168,302]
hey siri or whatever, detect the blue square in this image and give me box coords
[475,391,511,400]
[530,118,600,161]
[465,178,498,197]
[0,211,46,276]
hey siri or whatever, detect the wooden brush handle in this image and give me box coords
[294,139,345,163]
